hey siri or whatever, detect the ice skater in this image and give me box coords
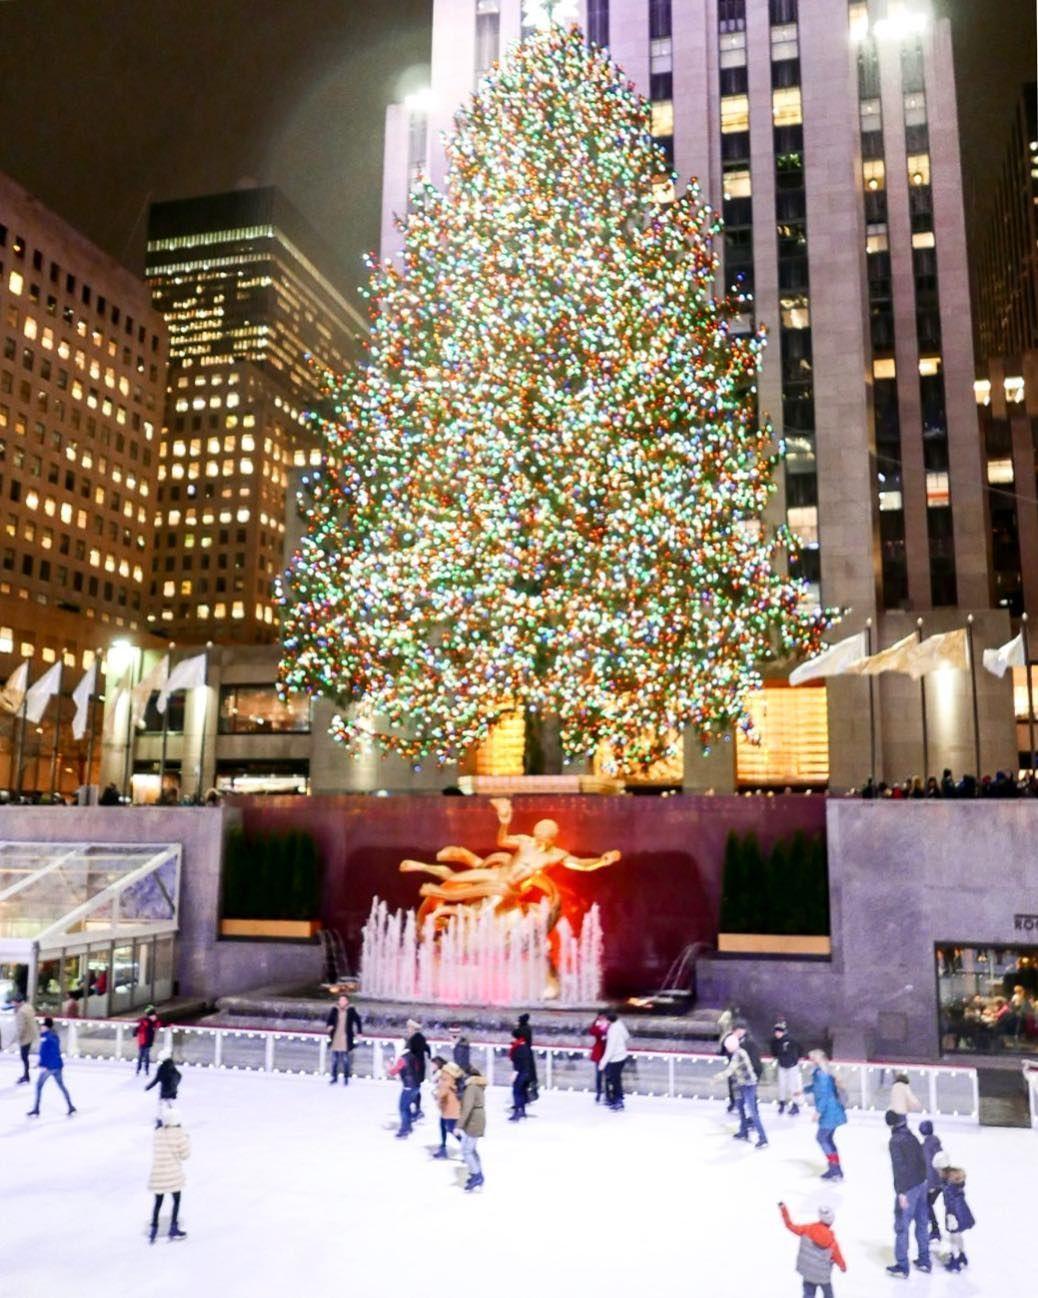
[148,1108,190,1243]
[885,1109,931,1277]
[405,1018,431,1120]
[509,1027,534,1121]
[432,1056,463,1157]
[804,1050,847,1181]
[516,1012,538,1102]
[919,1120,944,1241]
[717,1024,767,1148]
[600,1011,631,1111]
[388,1042,423,1138]
[26,1017,76,1118]
[135,1006,161,1077]
[888,1070,922,1116]
[779,1200,847,1297]
[449,1025,471,1073]
[588,1011,609,1102]
[326,994,362,1085]
[145,1050,182,1127]
[771,1018,803,1115]
[13,992,39,1085]
[458,1063,487,1191]
[931,1151,974,1272]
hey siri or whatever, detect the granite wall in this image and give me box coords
[697,799,1038,1060]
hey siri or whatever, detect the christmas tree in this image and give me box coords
[279,23,827,773]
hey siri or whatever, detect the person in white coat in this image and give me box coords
[600,1012,631,1110]
[148,1108,190,1243]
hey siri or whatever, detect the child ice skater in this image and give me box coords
[932,1152,975,1272]
[919,1119,944,1240]
[779,1201,847,1297]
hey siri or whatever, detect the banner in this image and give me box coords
[71,664,97,740]
[982,631,1026,679]
[845,629,968,680]
[789,631,868,686]
[157,653,207,714]
[843,633,918,678]
[24,662,61,724]
[0,661,28,714]
[131,655,169,729]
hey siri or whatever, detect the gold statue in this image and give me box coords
[400,797,620,961]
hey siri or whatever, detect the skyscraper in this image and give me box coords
[379,0,1016,788]
[145,187,366,644]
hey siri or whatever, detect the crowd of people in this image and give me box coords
[9,991,981,1279]
[856,767,1038,800]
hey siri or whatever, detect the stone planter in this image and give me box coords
[219,919,322,941]
[716,932,832,957]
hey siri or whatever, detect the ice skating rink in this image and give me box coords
[3,1060,1031,1298]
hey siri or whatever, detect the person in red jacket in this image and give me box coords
[135,1006,161,1077]
[779,1201,846,1297]
[588,1013,609,1103]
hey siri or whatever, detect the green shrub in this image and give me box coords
[221,828,323,921]
[719,828,829,936]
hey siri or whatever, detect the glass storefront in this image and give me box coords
[218,684,311,734]
[936,943,1038,1055]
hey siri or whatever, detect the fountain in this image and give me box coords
[360,896,604,1007]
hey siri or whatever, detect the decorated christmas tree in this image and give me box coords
[279,23,827,773]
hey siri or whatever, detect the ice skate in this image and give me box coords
[912,1259,932,1273]
[148,1223,158,1245]
[777,1100,786,1114]
[168,1224,187,1241]
[788,1102,799,1116]
[885,1263,909,1278]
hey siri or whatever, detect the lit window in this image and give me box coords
[918,356,941,376]
[214,602,226,618]
[723,169,752,199]
[719,30,746,68]
[912,230,935,249]
[863,158,886,191]
[859,98,881,131]
[25,489,38,510]
[772,87,802,127]
[926,471,949,507]
[987,458,1014,485]
[770,23,798,61]
[163,580,175,597]
[240,458,254,475]
[973,379,991,406]
[23,316,37,340]
[651,100,674,137]
[198,604,210,619]
[226,393,239,408]
[907,153,930,186]
[904,92,927,127]
[20,642,33,658]
[650,37,672,75]
[89,548,100,567]
[878,490,903,512]
[8,270,23,296]
[849,2,869,40]
[83,648,96,669]
[787,505,818,545]
[241,433,255,453]
[0,626,12,652]
[231,601,245,619]
[866,223,888,254]
[721,95,749,134]
[41,646,56,664]
[652,178,676,205]
[1004,376,1025,404]
[873,358,896,380]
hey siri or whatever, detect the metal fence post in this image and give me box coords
[163,1025,173,1055]
[265,1034,275,1073]
[545,1049,553,1092]
[318,1037,327,1077]
[68,1020,78,1059]
[668,1055,675,1099]
[214,1031,223,1069]
[927,1069,937,1115]
[115,1023,124,1061]
[485,1044,494,1086]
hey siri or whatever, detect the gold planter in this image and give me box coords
[219,919,322,940]
[716,932,832,957]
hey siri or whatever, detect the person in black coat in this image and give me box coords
[509,1028,534,1121]
[145,1052,182,1128]
[326,995,363,1085]
[769,1019,802,1115]
[886,1110,932,1277]
[406,1019,431,1118]
[516,1012,538,1103]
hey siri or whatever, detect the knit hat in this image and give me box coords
[932,1151,951,1170]
[885,1109,905,1127]
[818,1206,835,1225]
[406,1019,420,1032]
[919,1120,934,1136]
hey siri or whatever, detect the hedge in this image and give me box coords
[221,827,323,921]
[718,828,830,936]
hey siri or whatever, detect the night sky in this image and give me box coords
[0,0,1032,297]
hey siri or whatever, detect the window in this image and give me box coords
[586,0,609,47]
[873,358,897,380]
[723,169,752,199]
[648,0,672,40]
[925,471,949,507]
[866,223,888,254]
[770,23,798,61]
[918,356,941,377]
[907,153,930,186]
[218,684,311,734]
[780,295,810,329]
[772,86,802,127]
[651,100,674,136]
[719,30,746,68]
[904,92,927,127]
[475,0,500,78]
[863,158,886,191]
[912,230,936,250]
[987,458,1014,485]
[721,95,749,134]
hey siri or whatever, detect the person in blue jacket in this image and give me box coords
[932,1152,975,1273]
[804,1049,847,1181]
[26,1017,76,1118]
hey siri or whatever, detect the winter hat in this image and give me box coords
[885,1109,905,1127]
[818,1206,835,1225]
[932,1151,952,1170]
[773,1019,787,1030]
[919,1120,934,1136]
[161,1108,182,1126]
[406,1018,420,1032]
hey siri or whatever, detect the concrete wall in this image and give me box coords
[0,806,322,1000]
[698,798,1038,1061]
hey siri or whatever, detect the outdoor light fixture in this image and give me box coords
[873,5,929,42]
[105,638,136,676]
[405,87,436,114]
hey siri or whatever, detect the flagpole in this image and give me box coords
[122,647,139,800]
[866,616,876,787]
[1023,613,1036,778]
[966,614,981,779]
[13,688,28,799]
[84,682,98,805]
[49,661,64,798]
[195,646,211,802]
[159,652,172,800]
[916,617,929,782]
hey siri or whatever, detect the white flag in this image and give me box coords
[789,631,868,686]
[131,655,169,729]
[71,664,97,740]
[23,662,62,724]
[102,685,125,740]
[0,661,28,714]
[157,653,207,714]
[983,631,1026,679]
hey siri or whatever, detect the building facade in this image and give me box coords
[0,172,168,797]
[379,0,1016,788]
[144,188,367,646]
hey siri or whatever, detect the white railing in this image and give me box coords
[39,1016,983,1121]
[1026,1062,1038,1129]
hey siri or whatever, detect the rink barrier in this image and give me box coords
[41,1016,984,1121]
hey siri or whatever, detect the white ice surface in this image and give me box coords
[3,1059,1032,1298]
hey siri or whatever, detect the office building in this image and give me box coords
[145,187,367,645]
[379,0,1016,788]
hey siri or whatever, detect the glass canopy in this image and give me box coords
[0,842,181,963]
